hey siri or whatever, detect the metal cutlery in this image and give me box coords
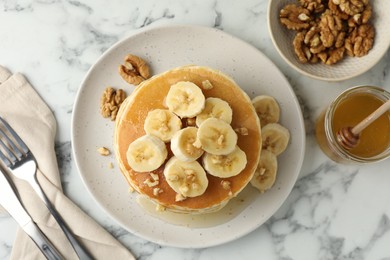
[0,167,62,260]
[0,117,93,260]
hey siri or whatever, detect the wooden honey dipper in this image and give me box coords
[337,99,390,150]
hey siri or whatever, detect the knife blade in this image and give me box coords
[0,168,63,260]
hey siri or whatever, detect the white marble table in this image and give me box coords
[1,0,389,259]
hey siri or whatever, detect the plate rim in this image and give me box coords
[71,24,306,248]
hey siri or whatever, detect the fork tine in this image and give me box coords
[0,146,12,167]
[0,138,17,166]
[0,127,24,159]
[0,117,29,154]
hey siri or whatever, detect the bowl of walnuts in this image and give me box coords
[268,0,390,81]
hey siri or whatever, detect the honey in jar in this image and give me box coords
[316,86,390,163]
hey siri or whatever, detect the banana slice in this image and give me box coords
[144,109,182,142]
[126,134,168,172]
[195,97,233,127]
[203,146,247,178]
[252,95,280,127]
[170,127,204,162]
[164,156,208,197]
[166,81,206,118]
[250,150,278,193]
[197,117,238,155]
[261,123,290,156]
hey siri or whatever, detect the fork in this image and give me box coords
[0,117,93,260]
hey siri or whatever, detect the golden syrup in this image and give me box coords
[136,186,258,228]
[316,86,390,163]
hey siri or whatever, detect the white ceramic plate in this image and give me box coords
[71,25,305,248]
[268,0,390,81]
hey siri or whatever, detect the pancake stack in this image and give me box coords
[114,65,261,214]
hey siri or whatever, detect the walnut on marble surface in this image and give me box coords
[100,87,127,120]
[345,24,375,57]
[118,54,150,86]
[280,4,312,30]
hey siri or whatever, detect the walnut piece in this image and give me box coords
[221,180,231,190]
[234,127,249,136]
[97,147,110,156]
[319,10,344,48]
[345,24,375,57]
[100,87,127,121]
[118,54,150,85]
[332,0,366,16]
[280,4,312,30]
[201,80,214,90]
[300,0,325,13]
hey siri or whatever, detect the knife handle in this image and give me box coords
[23,221,63,260]
[0,171,62,260]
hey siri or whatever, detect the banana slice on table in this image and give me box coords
[197,117,238,155]
[164,156,209,197]
[250,150,278,193]
[261,123,290,156]
[252,95,280,127]
[195,97,233,127]
[171,127,204,162]
[203,146,247,178]
[126,134,168,172]
[144,109,182,142]
[166,81,206,118]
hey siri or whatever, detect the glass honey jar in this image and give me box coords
[316,86,390,164]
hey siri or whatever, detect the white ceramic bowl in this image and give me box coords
[268,0,390,81]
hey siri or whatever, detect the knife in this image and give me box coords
[0,169,63,260]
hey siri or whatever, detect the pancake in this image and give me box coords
[114,65,261,214]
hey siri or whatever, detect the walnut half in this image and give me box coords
[100,87,127,120]
[119,54,150,86]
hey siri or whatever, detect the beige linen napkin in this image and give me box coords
[0,65,135,260]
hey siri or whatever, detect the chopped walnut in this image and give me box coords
[97,147,110,156]
[155,204,166,212]
[100,87,127,120]
[201,80,214,90]
[153,187,163,196]
[144,178,159,187]
[234,127,249,136]
[221,180,231,190]
[347,4,371,27]
[345,24,374,57]
[150,173,159,182]
[118,54,150,85]
[175,193,186,202]
[186,117,196,127]
[108,162,114,169]
[280,4,312,30]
